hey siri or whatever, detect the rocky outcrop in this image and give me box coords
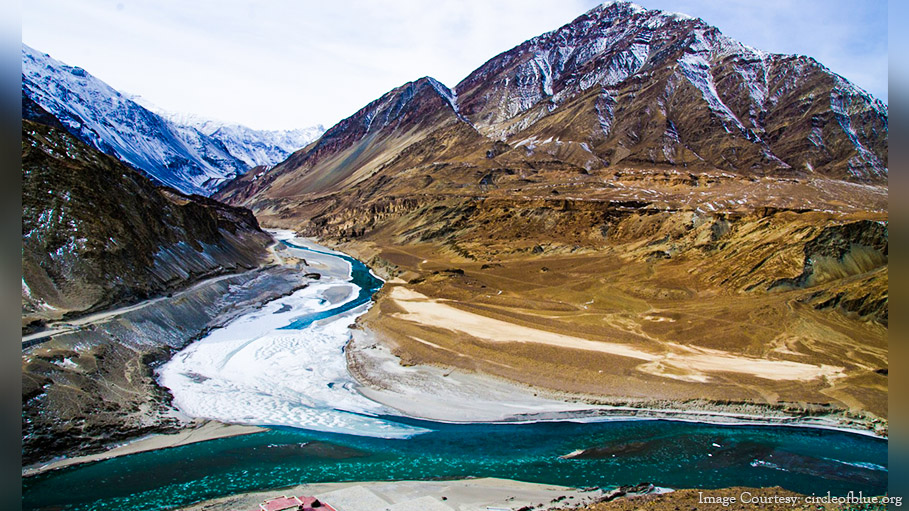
[769,220,888,324]
[22,104,272,329]
[772,221,887,288]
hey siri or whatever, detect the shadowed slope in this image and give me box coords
[22,99,272,329]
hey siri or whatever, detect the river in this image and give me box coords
[21,237,889,511]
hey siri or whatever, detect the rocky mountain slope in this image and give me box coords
[21,97,273,330]
[22,44,321,195]
[454,1,887,180]
[219,1,886,209]
[225,76,473,206]
[214,2,887,421]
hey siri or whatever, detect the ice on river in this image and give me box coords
[157,252,428,439]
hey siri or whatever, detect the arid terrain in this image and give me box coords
[336,177,888,428]
[214,0,888,434]
[19,3,890,511]
[225,165,888,430]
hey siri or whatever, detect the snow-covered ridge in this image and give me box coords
[426,77,459,114]
[456,0,718,130]
[22,44,245,196]
[451,0,886,179]
[132,96,324,168]
[22,44,324,195]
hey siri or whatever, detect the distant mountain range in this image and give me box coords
[129,99,325,170]
[22,44,323,196]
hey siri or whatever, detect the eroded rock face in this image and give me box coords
[22,102,272,328]
[770,220,888,324]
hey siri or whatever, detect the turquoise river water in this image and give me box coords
[22,241,889,510]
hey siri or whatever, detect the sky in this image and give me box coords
[21,0,887,131]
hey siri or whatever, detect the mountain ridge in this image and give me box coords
[22,44,324,195]
[451,0,886,179]
[226,76,474,204]
[128,96,326,169]
[217,0,886,213]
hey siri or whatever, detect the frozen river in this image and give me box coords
[158,232,428,438]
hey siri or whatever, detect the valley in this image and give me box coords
[211,1,888,433]
[19,1,890,509]
[22,236,889,511]
[224,169,888,429]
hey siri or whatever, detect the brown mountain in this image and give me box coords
[215,2,888,426]
[454,1,886,179]
[219,1,886,213]
[225,77,470,205]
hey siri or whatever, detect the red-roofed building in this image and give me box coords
[257,495,336,511]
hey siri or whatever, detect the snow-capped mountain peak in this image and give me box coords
[180,119,324,169]
[22,44,247,195]
[452,1,886,179]
[22,44,325,194]
[130,94,324,169]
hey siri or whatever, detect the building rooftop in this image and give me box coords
[258,495,335,511]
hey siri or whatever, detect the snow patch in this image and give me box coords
[676,33,748,134]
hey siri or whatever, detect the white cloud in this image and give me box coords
[22,0,887,130]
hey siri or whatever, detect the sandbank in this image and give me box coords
[23,420,265,477]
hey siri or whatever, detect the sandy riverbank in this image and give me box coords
[347,319,885,437]
[387,287,846,384]
[270,233,883,436]
[23,420,265,477]
[173,477,604,511]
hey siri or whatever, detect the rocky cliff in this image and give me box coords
[22,98,273,330]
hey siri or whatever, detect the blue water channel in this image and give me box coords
[21,241,889,511]
[279,240,384,330]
